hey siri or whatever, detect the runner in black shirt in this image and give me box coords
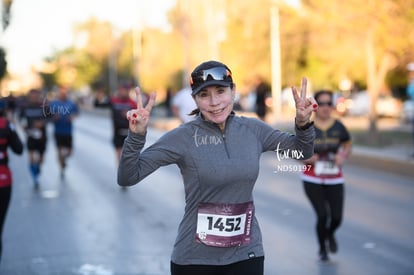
[19,89,49,189]
[301,90,352,262]
[110,83,147,162]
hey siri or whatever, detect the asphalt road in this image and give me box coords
[1,112,413,275]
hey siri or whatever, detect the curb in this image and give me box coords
[348,149,414,178]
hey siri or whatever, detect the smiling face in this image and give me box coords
[194,85,235,130]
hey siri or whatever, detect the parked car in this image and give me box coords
[346,91,402,118]
[333,93,349,116]
[376,95,402,118]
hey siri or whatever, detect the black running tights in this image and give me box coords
[0,185,11,262]
[303,182,344,252]
[171,256,264,275]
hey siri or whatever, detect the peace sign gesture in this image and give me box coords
[126,87,156,135]
[291,77,318,127]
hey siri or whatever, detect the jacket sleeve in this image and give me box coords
[117,129,183,186]
[259,120,315,160]
[292,123,316,159]
[8,122,23,155]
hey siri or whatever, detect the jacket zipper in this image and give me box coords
[222,133,230,158]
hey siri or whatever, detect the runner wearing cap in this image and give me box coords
[118,60,317,274]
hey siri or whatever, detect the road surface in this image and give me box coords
[1,111,413,275]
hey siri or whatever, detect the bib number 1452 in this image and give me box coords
[196,201,254,247]
[206,215,242,233]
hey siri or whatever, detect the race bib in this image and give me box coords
[314,161,339,175]
[196,201,254,247]
[28,128,43,139]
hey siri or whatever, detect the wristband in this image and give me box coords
[296,121,314,130]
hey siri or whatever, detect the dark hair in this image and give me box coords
[314,90,333,102]
[188,108,200,116]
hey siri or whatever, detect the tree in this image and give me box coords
[223,0,272,92]
[2,0,12,30]
[300,0,414,138]
[37,0,414,116]
[1,0,12,81]
[0,47,6,81]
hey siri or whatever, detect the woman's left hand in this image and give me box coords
[126,87,156,135]
[291,77,318,127]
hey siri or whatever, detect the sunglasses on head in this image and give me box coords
[317,101,333,107]
[190,66,233,87]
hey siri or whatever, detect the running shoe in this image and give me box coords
[34,181,39,191]
[319,250,329,262]
[328,235,338,253]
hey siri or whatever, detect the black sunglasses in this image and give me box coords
[317,101,333,107]
[190,66,233,88]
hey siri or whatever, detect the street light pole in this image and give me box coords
[132,28,142,87]
[270,0,282,123]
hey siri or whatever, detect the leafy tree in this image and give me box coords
[2,0,12,30]
[223,0,272,93]
[0,47,6,81]
[41,48,100,90]
[40,18,117,92]
[0,0,11,85]
[299,0,414,137]
[39,0,414,124]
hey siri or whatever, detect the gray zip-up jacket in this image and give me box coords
[118,113,315,265]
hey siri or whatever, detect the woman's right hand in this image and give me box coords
[291,77,318,127]
[127,87,156,135]
[304,153,319,165]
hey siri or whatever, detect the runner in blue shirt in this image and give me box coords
[49,86,79,178]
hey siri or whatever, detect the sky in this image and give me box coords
[0,0,175,75]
